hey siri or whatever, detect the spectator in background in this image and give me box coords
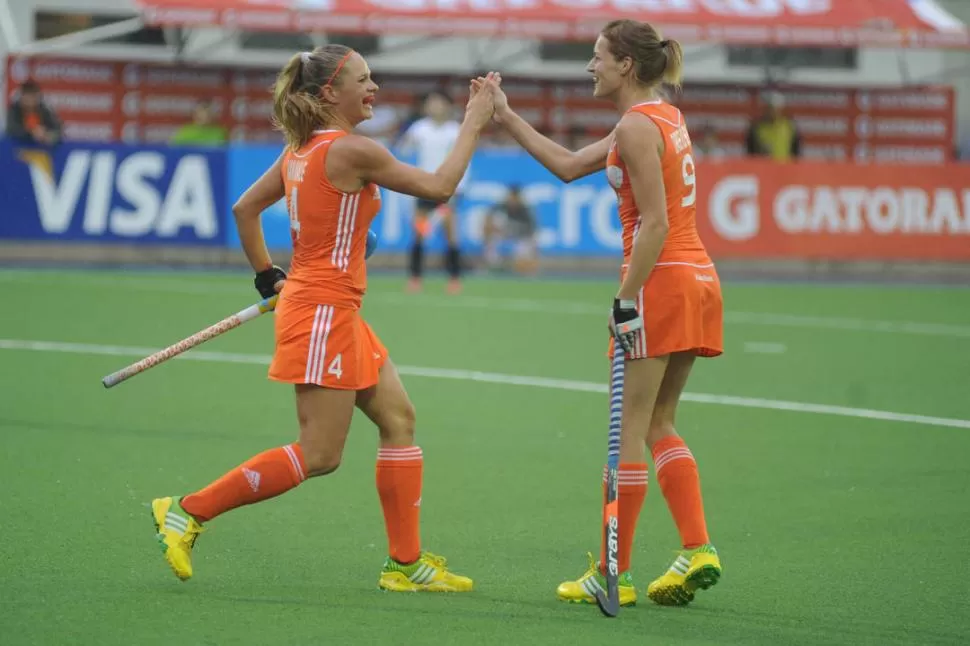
[958,141,970,162]
[5,80,62,146]
[746,91,800,161]
[481,185,539,276]
[693,126,727,161]
[170,100,228,146]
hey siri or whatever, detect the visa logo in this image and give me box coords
[22,150,218,238]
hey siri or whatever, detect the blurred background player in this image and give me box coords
[481,184,539,275]
[149,44,497,592]
[169,99,229,147]
[476,18,722,609]
[5,80,61,146]
[398,90,469,294]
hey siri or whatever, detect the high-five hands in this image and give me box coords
[470,72,508,123]
[464,71,499,130]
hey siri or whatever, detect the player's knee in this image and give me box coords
[296,416,344,476]
[378,401,416,444]
[646,420,677,449]
[302,447,342,477]
[619,399,654,441]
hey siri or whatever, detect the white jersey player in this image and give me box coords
[398,90,468,294]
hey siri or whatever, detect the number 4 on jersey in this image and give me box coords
[327,354,343,380]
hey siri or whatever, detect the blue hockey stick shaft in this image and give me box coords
[596,340,626,617]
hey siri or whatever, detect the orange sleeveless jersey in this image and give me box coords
[280,129,381,309]
[606,100,711,267]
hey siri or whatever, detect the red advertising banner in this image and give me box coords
[550,81,956,163]
[696,160,970,261]
[138,0,970,49]
[5,56,957,164]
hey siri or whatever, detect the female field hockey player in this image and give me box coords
[474,19,723,607]
[151,45,496,592]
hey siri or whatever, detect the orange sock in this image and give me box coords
[652,436,709,549]
[181,443,306,523]
[599,463,648,575]
[376,446,423,564]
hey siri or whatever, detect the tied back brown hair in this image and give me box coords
[272,44,354,149]
[600,19,684,90]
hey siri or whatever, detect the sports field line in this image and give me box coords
[373,294,970,339]
[2,338,968,431]
[8,271,970,339]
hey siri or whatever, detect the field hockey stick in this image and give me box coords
[594,340,625,617]
[101,294,279,389]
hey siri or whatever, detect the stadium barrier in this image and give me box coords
[5,56,958,164]
[2,138,969,265]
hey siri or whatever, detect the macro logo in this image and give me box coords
[18,148,219,239]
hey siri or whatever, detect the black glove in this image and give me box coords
[254,265,287,298]
[610,298,643,354]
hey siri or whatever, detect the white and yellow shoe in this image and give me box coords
[378,551,473,592]
[150,496,204,582]
[646,544,721,606]
[556,553,637,607]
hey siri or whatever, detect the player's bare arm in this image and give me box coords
[330,136,459,201]
[615,113,669,301]
[232,152,285,274]
[334,76,495,201]
[473,74,609,183]
[499,109,610,183]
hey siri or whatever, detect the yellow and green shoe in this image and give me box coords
[378,551,473,592]
[646,544,721,606]
[556,553,637,607]
[150,496,204,582]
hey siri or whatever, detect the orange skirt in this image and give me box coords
[269,295,387,390]
[608,262,724,360]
